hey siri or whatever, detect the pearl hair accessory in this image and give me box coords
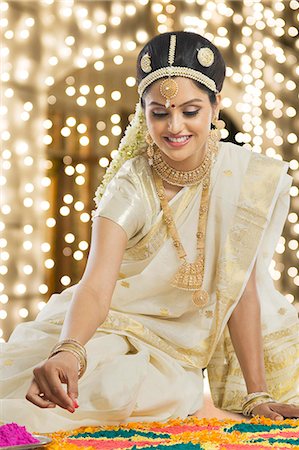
[197,47,215,67]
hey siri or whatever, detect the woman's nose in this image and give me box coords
[167,113,184,134]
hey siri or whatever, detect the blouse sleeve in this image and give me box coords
[91,160,146,241]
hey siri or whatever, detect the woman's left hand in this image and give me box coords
[252,402,299,420]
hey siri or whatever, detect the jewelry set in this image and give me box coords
[47,34,276,417]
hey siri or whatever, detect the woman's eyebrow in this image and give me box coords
[149,99,204,107]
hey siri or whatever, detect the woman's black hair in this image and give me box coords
[137,31,226,106]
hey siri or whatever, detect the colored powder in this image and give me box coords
[0,422,39,447]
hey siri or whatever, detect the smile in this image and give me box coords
[164,135,192,147]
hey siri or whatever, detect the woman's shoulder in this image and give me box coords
[219,141,289,170]
[118,154,150,180]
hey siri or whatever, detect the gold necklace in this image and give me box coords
[152,139,218,307]
[151,144,212,187]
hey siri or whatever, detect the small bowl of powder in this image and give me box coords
[0,423,51,449]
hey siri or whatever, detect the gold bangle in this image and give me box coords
[49,339,87,379]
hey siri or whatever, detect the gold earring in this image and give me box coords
[146,131,155,166]
[209,115,225,143]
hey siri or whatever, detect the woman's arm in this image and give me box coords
[228,263,299,420]
[26,216,128,412]
[227,262,267,394]
[60,216,128,344]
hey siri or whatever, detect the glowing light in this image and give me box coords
[110,39,121,50]
[66,117,76,127]
[125,41,136,51]
[60,206,70,216]
[79,85,90,95]
[23,265,33,275]
[80,136,89,146]
[112,125,122,136]
[46,218,56,228]
[96,25,106,34]
[61,127,71,137]
[23,241,32,250]
[41,242,51,252]
[74,201,84,211]
[80,213,90,223]
[45,259,55,269]
[66,86,76,96]
[126,77,136,87]
[94,85,104,95]
[15,283,26,296]
[65,35,75,46]
[113,55,123,65]
[61,276,71,286]
[111,91,121,101]
[111,114,121,124]
[39,284,48,294]
[79,241,89,251]
[75,175,85,185]
[136,30,150,45]
[0,295,8,305]
[96,98,106,108]
[74,250,84,260]
[99,157,109,167]
[99,136,109,146]
[76,96,87,106]
[94,61,104,71]
[0,310,8,320]
[65,166,75,176]
[125,4,136,15]
[77,124,87,134]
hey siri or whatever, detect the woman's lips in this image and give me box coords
[164,135,192,148]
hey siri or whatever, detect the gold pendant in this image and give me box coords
[192,290,209,308]
[171,260,204,290]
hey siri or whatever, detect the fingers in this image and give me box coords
[252,402,299,420]
[26,379,56,409]
[33,365,75,412]
[270,403,299,419]
[67,372,79,409]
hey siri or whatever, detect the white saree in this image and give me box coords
[1,141,298,432]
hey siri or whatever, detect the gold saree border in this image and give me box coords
[203,152,287,367]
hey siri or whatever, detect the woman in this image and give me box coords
[1,31,298,432]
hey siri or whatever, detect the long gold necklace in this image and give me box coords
[151,143,212,187]
[152,140,218,307]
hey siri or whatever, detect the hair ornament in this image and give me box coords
[197,47,215,67]
[168,35,176,65]
[140,53,152,73]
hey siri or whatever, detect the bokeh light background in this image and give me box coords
[1,0,298,341]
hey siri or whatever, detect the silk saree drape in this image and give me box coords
[1,141,298,432]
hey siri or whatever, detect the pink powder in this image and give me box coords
[0,423,39,447]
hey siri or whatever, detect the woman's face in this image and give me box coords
[143,77,221,170]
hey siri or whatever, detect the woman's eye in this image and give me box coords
[152,111,168,118]
[184,110,200,116]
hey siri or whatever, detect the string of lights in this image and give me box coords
[1,0,298,341]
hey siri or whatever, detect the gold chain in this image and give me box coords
[152,136,219,307]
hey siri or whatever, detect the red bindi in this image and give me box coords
[171,104,175,108]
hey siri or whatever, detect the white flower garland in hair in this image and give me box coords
[91,101,147,219]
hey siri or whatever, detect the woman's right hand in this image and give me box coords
[25,352,79,413]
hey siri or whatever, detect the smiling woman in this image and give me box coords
[1,31,298,432]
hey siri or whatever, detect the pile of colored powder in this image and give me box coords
[0,422,39,447]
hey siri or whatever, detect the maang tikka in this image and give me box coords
[159,35,179,108]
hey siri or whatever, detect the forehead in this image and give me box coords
[144,77,209,104]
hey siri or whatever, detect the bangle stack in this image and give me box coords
[242,391,277,417]
[49,338,87,379]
